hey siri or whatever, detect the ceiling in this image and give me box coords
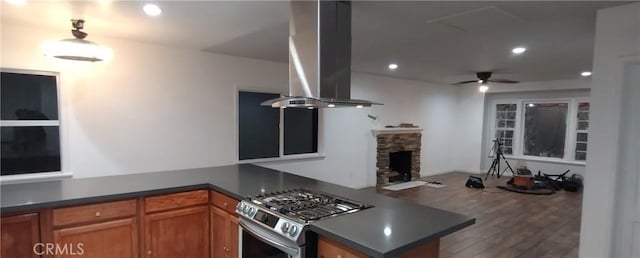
[1,1,628,84]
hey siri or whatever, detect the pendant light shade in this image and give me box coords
[42,19,112,62]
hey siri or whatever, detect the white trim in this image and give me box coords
[371,127,423,136]
[504,155,586,166]
[0,120,60,126]
[240,153,326,164]
[490,97,591,164]
[0,171,73,185]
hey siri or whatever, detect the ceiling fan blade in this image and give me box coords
[489,79,520,84]
[452,80,479,85]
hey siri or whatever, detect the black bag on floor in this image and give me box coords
[465,176,485,189]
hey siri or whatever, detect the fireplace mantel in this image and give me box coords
[371,127,423,136]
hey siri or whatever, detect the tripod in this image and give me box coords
[485,138,515,180]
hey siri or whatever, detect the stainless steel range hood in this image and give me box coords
[262,0,381,108]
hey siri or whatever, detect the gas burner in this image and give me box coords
[247,188,372,223]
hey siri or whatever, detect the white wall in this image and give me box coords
[1,23,288,178]
[1,23,460,188]
[263,73,459,187]
[579,3,640,258]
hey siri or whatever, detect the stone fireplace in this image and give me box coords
[373,128,422,186]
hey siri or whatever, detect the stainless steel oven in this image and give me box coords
[239,218,304,258]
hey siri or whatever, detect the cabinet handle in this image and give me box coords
[95,212,101,217]
[337,255,342,258]
[147,250,152,255]
[224,202,228,207]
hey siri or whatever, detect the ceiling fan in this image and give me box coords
[453,72,519,85]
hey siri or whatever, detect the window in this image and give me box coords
[495,104,517,155]
[1,70,61,176]
[523,102,568,158]
[491,99,589,163]
[238,91,319,161]
[575,102,590,161]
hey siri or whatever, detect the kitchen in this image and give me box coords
[1,1,639,258]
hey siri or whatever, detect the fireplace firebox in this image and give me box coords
[389,151,412,182]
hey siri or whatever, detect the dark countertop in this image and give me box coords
[1,164,474,258]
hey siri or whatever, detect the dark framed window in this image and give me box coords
[1,69,61,176]
[238,91,319,161]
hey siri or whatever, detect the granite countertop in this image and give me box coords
[0,164,474,258]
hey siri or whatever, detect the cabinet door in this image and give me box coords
[1,213,40,258]
[145,206,209,258]
[210,206,239,258]
[53,218,137,258]
[211,206,227,258]
[227,215,239,258]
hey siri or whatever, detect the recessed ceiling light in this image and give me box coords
[512,47,527,54]
[581,71,592,77]
[4,0,27,6]
[388,63,398,70]
[528,103,535,107]
[478,84,489,93]
[143,4,162,16]
[327,104,335,108]
[356,105,364,108]
[307,107,314,110]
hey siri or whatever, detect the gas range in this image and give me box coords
[236,188,372,243]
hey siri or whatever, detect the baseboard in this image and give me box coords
[420,169,484,177]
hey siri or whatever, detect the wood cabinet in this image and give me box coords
[1,213,40,258]
[210,206,238,258]
[318,236,368,258]
[49,199,138,258]
[144,204,209,258]
[53,218,138,258]
[318,236,440,258]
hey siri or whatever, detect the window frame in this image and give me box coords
[235,89,324,163]
[489,97,589,164]
[0,68,71,183]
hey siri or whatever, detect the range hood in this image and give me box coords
[262,0,381,108]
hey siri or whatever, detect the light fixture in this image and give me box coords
[478,83,489,93]
[327,104,336,108]
[478,80,483,83]
[143,4,162,16]
[307,107,314,110]
[512,47,527,54]
[388,63,398,70]
[42,19,112,62]
[581,71,592,77]
[4,0,27,6]
[356,105,364,108]
[528,103,535,107]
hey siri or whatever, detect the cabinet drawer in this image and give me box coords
[53,199,136,227]
[211,191,239,214]
[144,190,209,213]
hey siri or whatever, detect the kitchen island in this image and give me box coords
[1,164,474,258]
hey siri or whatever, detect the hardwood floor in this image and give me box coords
[378,172,582,258]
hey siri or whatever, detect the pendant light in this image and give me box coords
[42,19,112,62]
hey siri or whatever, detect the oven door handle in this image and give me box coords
[239,219,300,256]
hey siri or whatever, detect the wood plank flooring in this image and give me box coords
[378,172,582,258]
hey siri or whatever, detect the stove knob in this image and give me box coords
[248,207,256,216]
[289,226,298,237]
[243,205,250,214]
[236,203,242,211]
[281,222,290,233]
